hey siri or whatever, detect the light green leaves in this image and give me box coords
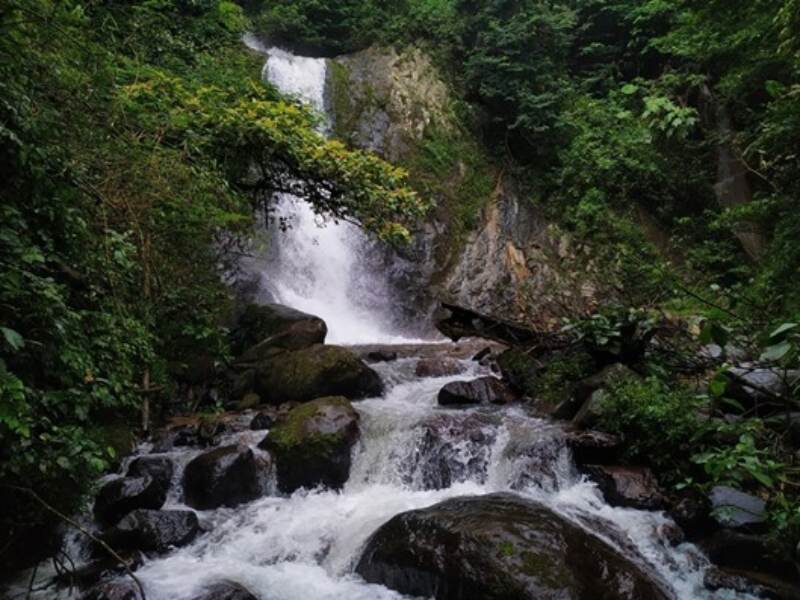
[1,326,24,351]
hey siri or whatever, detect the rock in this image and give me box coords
[656,523,685,546]
[415,357,464,378]
[703,568,777,598]
[472,346,493,362]
[564,429,622,465]
[189,581,258,600]
[356,493,668,600]
[94,476,167,526]
[437,377,518,406]
[709,485,767,532]
[233,303,327,361]
[183,446,265,510]
[366,350,398,362]
[700,529,800,583]
[57,551,143,589]
[82,580,141,600]
[254,344,383,403]
[496,348,539,397]
[259,397,359,493]
[583,465,666,510]
[249,411,274,430]
[230,369,257,401]
[435,302,539,345]
[668,492,711,537]
[126,456,173,496]
[571,364,637,427]
[725,367,800,414]
[102,509,200,553]
[235,393,261,411]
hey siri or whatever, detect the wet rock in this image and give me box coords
[57,551,143,589]
[259,396,359,493]
[709,485,767,532]
[249,411,275,430]
[233,303,327,362]
[668,492,711,537]
[82,579,141,600]
[656,523,685,546]
[190,581,258,600]
[571,364,638,427]
[564,429,622,465]
[366,350,398,362]
[472,346,493,362]
[126,456,173,496]
[700,529,800,583]
[183,446,265,510]
[415,357,464,378]
[725,367,800,414]
[254,344,383,403]
[583,465,666,510]
[356,493,669,600]
[438,377,518,407]
[94,476,167,526]
[702,568,788,599]
[102,509,200,553]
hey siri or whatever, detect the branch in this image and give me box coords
[1,485,146,600]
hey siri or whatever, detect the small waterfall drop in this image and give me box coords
[242,38,415,345]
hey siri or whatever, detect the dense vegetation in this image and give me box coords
[0,0,424,570]
[255,0,800,545]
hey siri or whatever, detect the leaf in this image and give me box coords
[760,341,792,362]
[621,84,639,95]
[769,322,798,340]
[750,470,774,488]
[1,327,24,351]
[709,374,729,398]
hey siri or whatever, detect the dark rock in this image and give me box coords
[190,581,258,600]
[102,509,200,554]
[57,551,143,589]
[249,411,275,430]
[254,344,383,403]
[709,485,767,532]
[235,393,261,410]
[126,456,173,496]
[366,350,398,362]
[700,529,800,583]
[356,493,669,600]
[437,377,518,406]
[415,357,464,378]
[94,476,167,526]
[435,302,539,345]
[564,429,622,465]
[703,568,779,598]
[259,396,359,493]
[496,348,539,398]
[472,346,493,362]
[656,523,685,546]
[230,369,257,401]
[82,580,141,600]
[583,465,666,510]
[668,492,711,537]
[183,446,265,510]
[233,302,327,361]
[571,364,637,427]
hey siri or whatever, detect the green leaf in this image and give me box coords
[1,327,24,351]
[769,322,797,340]
[709,374,729,398]
[760,341,792,362]
[621,84,639,95]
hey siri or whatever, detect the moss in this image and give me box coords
[268,396,351,450]
[328,60,356,141]
[519,550,575,590]
[498,541,515,557]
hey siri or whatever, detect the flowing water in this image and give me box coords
[4,41,758,600]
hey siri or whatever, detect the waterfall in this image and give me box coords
[240,38,416,345]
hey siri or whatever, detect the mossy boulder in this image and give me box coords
[254,344,383,404]
[182,446,267,510]
[259,396,360,493]
[357,493,668,600]
[232,303,327,362]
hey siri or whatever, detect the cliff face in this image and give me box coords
[325,46,596,327]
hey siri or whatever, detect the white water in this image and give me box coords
[240,38,416,345]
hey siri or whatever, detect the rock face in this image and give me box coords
[233,303,327,361]
[259,397,359,493]
[102,509,200,553]
[94,476,167,526]
[189,582,258,600]
[437,377,518,407]
[182,446,265,510]
[709,485,767,531]
[583,465,666,510]
[356,493,668,600]
[254,344,383,403]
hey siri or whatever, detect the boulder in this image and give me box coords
[94,476,166,526]
[233,303,327,361]
[254,344,383,403]
[57,551,143,589]
[189,581,258,600]
[259,397,359,493]
[703,568,776,598]
[249,411,275,430]
[564,429,622,465]
[725,367,800,415]
[366,350,398,362]
[102,509,200,554]
[437,377,518,407]
[183,446,266,510]
[415,357,464,378]
[709,485,767,532]
[126,456,173,496]
[356,493,668,600]
[583,465,666,510]
[699,529,800,583]
[82,580,141,600]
